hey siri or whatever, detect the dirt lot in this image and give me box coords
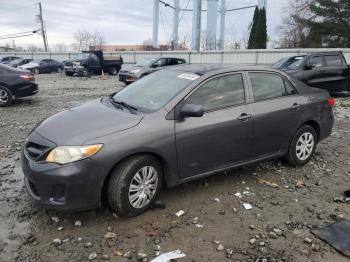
[1,73,350,262]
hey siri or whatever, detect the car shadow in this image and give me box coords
[11,98,36,106]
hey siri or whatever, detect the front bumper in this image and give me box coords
[21,134,110,211]
[119,72,137,83]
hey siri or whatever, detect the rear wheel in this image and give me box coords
[287,125,317,166]
[108,67,117,75]
[0,86,12,107]
[57,67,63,73]
[107,155,162,217]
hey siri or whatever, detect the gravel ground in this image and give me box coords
[1,73,350,262]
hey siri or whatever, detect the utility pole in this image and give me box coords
[191,0,201,52]
[218,0,226,50]
[38,2,48,51]
[152,0,160,49]
[172,0,179,50]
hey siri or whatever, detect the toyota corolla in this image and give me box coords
[21,64,334,217]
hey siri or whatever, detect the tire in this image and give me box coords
[287,125,317,166]
[0,86,13,107]
[107,155,163,217]
[65,71,74,76]
[108,67,117,75]
[33,68,40,74]
[82,67,89,77]
[57,67,63,73]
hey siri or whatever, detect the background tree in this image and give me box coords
[306,0,350,47]
[248,7,267,49]
[277,0,349,48]
[72,30,105,51]
[248,7,259,48]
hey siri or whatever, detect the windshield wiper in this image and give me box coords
[110,96,137,114]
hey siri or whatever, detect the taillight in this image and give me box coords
[20,74,34,81]
[328,97,335,107]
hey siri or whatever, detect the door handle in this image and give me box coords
[291,103,300,110]
[237,113,252,121]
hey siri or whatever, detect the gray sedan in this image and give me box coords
[22,64,334,216]
[119,57,186,84]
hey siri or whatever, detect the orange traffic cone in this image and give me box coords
[100,70,107,80]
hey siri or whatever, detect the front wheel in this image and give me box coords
[33,68,40,74]
[107,155,163,217]
[81,67,89,77]
[287,125,317,166]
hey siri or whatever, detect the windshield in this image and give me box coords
[135,58,156,67]
[272,58,289,69]
[72,53,90,60]
[285,56,307,70]
[112,70,197,113]
[9,59,22,65]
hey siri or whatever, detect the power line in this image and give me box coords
[0,33,37,40]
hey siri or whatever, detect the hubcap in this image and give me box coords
[0,90,9,104]
[296,132,314,161]
[128,166,158,209]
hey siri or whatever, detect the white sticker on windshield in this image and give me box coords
[178,73,199,81]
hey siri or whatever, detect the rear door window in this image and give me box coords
[186,73,245,111]
[249,72,295,101]
[325,55,343,66]
[308,56,323,68]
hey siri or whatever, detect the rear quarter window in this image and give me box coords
[325,55,343,66]
[249,72,296,101]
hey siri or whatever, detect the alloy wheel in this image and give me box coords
[296,132,314,161]
[0,89,9,105]
[128,166,158,209]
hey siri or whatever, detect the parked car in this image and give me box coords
[18,59,63,74]
[0,64,38,107]
[22,65,334,216]
[8,58,33,68]
[64,51,123,76]
[0,56,21,64]
[274,51,350,94]
[272,55,306,70]
[119,57,186,84]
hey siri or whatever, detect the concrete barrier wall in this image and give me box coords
[2,48,350,65]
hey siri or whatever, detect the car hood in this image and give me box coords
[34,99,143,145]
[120,66,146,73]
[20,62,39,69]
[283,69,300,76]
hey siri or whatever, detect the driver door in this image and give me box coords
[175,73,253,178]
[303,55,326,89]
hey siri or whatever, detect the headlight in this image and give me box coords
[46,144,103,164]
[130,69,141,74]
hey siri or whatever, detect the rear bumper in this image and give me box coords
[21,149,109,211]
[14,83,38,98]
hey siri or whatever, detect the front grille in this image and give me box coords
[25,142,49,161]
[29,180,40,197]
[119,74,127,81]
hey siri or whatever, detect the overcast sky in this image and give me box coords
[0,0,288,50]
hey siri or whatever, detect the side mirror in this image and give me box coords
[304,63,314,70]
[180,104,204,118]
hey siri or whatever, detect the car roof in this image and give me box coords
[167,63,279,76]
